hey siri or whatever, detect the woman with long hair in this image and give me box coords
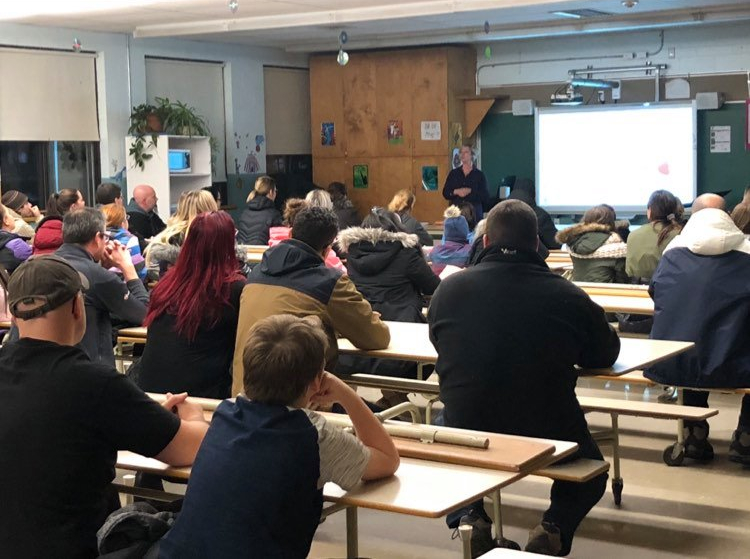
[236,175,282,245]
[626,190,684,283]
[32,188,86,255]
[556,204,628,283]
[144,189,218,277]
[387,189,432,246]
[133,211,246,398]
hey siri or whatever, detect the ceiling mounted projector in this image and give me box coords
[550,85,583,106]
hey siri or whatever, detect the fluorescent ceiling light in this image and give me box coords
[0,0,181,21]
[550,11,582,19]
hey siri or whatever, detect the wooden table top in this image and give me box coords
[117,430,575,518]
[575,282,650,297]
[589,294,654,315]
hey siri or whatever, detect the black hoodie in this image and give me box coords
[507,179,562,250]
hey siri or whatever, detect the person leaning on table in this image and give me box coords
[0,255,208,559]
[428,199,619,557]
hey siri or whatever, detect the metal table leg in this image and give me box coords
[346,506,358,558]
[610,413,623,505]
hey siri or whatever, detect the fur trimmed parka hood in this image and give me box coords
[337,227,420,253]
[556,222,627,259]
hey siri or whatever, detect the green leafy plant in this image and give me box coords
[128,98,216,172]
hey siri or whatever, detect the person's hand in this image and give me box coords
[30,205,41,218]
[163,392,206,422]
[372,311,382,320]
[454,187,471,198]
[104,240,138,280]
[310,372,356,407]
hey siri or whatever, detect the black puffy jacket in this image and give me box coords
[236,195,282,245]
[336,227,440,379]
[507,179,562,250]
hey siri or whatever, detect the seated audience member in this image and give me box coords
[645,195,750,464]
[305,189,346,271]
[731,202,750,234]
[268,197,307,246]
[430,206,472,275]
[555,204,628,283]
[507,178,561,250]
[458,202,477,243]
[134,212,245,399]
[337,208,439,398]
[96,182,123,206]
[101,203,146,281]
[145,189,218,278]
[161,315,398,558]
[327,181,360,229]
[33,188,86,255]
[236,176,282,245]
[0,255,208,559]
[127,184,166,251]
[388,189,433,246]
[231,206,389,396]
[429,200,618,557]
[56,208,149,365]
[1,189,41,238]
[0,203,32,274]
[626,190,684,282]
[305,187,334,209]
[468,218,487,265]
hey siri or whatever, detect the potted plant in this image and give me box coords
[161,98,209,136]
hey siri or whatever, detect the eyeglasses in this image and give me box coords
[98,231,111,241]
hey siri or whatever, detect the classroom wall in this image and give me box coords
[476,22,750,88]
[0,22,307,204]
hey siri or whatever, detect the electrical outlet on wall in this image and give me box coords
[668,47,676,59]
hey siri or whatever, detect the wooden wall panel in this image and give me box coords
[375,52,413,157]
[310,57,345,159]
[342,53,378,158]
[447,47,476,140]
[347,157,412,218]
[411,50,448,157]
[312,157,347,192]
[412,155,450,222]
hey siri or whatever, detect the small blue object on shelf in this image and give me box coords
[168,149,191,173]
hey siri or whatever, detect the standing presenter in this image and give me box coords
[442,143,489,220]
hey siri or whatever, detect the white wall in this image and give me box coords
[476,22,750,88]
[0,22,307,186]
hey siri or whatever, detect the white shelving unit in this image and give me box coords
[125,135,211,219]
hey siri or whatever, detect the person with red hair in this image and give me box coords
[131,211,246,399]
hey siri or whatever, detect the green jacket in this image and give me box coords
[556,223,628,283]
[625,222,679,282]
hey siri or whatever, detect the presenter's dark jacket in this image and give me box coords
[645,209,750,388]
[428,243,619,442]
[442,166,489,220]
[231,239,390,396]
[507,179,562,250]
[126,198,166,252]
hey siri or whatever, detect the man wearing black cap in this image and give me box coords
[0,256,209,558]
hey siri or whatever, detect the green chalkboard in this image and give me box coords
[480,103,750,207]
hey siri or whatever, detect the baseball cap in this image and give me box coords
[6,256,89,320]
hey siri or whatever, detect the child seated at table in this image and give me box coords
[430,205,472,276]
[159,314,399,558]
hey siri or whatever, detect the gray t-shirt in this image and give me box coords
[304,409,371,490]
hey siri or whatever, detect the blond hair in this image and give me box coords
[388,190,415,214]
[247,176,276,203]
[305,189,333,209]
[152,190,218,246]
[101,203,127,229]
